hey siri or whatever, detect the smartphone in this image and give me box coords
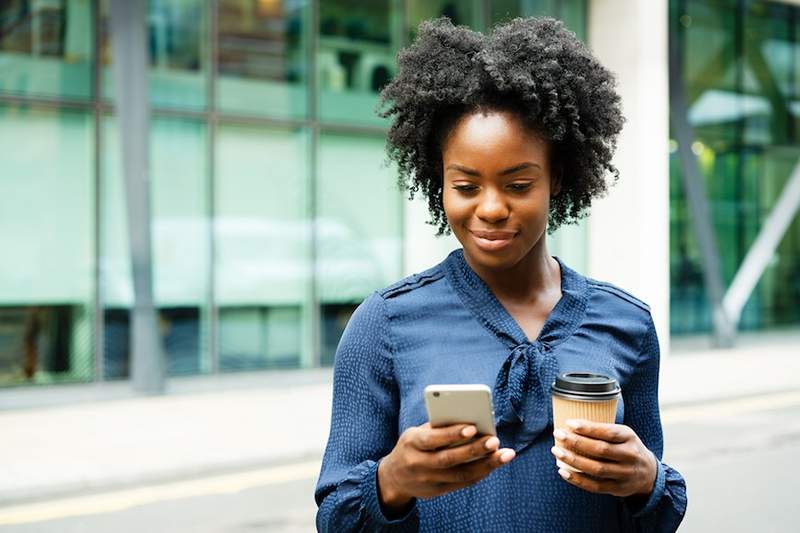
[424,384,497,444]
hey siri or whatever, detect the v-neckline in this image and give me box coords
[443,248,588,350]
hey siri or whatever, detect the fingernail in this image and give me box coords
[553,429,567,440]
[558,468,571,480]
[565,419,581,430]
[551,446,565,459]
[485,437,500,450]
[500,450,515,463]
[462,426,477,438]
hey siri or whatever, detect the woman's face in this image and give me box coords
[442,110,557,272]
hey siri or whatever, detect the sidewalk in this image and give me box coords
[1,331,798,505]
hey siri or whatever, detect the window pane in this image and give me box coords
[317,132,402,364]
[100,0,208,110]
[215,124,311,370]
[406,1,482,38]
[217,0,308,118]
[491,0,586,39]
[670,0,800,334]
[317,0,400,126]
[102,116,210,377]
[0,0,94,99]
[0,105,95,385]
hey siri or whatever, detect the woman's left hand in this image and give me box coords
[551,419,657,498]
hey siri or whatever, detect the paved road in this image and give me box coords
[2,391,799,532]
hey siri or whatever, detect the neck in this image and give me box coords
[464,239,560,304]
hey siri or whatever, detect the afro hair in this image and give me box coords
[378,17,625,235]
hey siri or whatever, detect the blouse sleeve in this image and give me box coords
[619,315,688,532]
[314,292,419,532]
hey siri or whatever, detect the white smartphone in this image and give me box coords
[424,384,497,440]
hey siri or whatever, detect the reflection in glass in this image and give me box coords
[317,132,402,364]
[100,0,208,110]
[0,105,94,384]
[215,124,311,369]
[317,0,399,126]
[490,0,586,37]
[102,116,210,377]
[406,0,481,40]
[217,0,307,118]
[670,0,800,334]
[0,0,94,98]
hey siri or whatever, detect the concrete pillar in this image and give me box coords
[110,0,167,393]
[587,0,671,356]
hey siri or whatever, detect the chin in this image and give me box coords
[463,244,523,271]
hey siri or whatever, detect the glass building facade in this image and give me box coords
[0,0,586,385]
[8,0,794,387]
[669,0,800,334]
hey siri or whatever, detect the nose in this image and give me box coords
[475,188,510,223]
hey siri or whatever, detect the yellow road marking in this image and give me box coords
[0,460,320,526]
[662,390,800,425]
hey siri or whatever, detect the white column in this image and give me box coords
[403,195,460,276]
[587,0,671,356]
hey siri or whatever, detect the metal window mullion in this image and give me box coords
[207,0,219,374]
[309,0,321,368]
[92,0,104,382]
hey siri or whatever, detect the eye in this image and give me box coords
[508,182,532,192]
[452,184,479,192]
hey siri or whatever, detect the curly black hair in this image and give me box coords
[378,17,624,235]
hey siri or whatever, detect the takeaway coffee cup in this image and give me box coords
[551,372,621,472]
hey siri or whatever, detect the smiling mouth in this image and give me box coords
[467,229,517,252]
[468,229,518,240]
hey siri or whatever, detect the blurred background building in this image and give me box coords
[0,0,798,389]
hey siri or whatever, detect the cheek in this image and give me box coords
[442,188,465,222]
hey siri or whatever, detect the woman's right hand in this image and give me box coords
[377,423,516,515]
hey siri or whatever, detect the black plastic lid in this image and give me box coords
[551,372,620,400]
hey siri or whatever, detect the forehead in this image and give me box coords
[442,110,549,163]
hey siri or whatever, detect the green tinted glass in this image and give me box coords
[317,0,400,126]
[215,123,311,370]
[216,0,308,118]
[490,0,586,37]
[100,0,208,110]
[317,131,402,363]
[0,104,95,385]
[670,0,800,333]
[406,1,482,38]
[0,0,94,99]
[102,115,210,377]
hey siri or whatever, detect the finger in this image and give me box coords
[553,428,627,462]
[412,423,477,451]
[551,446,631,480]
[430,435,500,469]
[438,448,515,485]
[564,420,631,444]
[557,468,621,496]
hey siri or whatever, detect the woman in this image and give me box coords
[315,17,687,532]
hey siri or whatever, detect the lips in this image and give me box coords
[467,228,517,252]
[468,229,518,240]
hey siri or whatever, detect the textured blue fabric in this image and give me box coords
[315,249,687,532]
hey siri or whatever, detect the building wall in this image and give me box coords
[7,0,792,388]
[0,0,587,386]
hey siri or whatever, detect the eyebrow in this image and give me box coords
[446,162,541,176]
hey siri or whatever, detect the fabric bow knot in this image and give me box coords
[493,342,559,451]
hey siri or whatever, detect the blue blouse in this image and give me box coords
[315,249,687,532]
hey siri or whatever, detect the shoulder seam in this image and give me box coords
[588,280,650,312]
[379,269,445,299]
